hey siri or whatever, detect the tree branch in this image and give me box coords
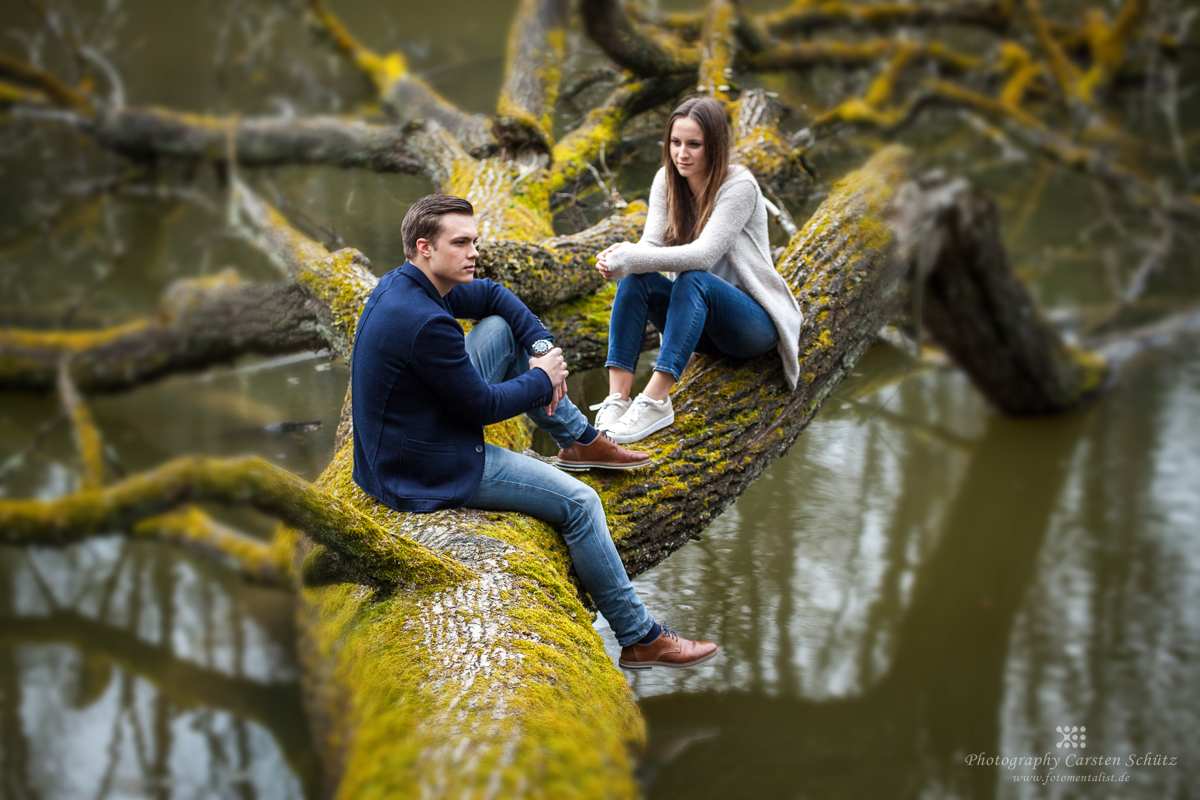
[305,0,495,156]
[132,507,284,587]
[898,177,1108,414]
[0,52,92,113]
[698,0,737,108]
[475,201,647,313]
[57,360,106,489]
[0,455,468,589]
[744,37,979,75]
[93,108,430,173]
[0,270,327,393]
[544,73,692,195]
[495,0,568,155]
[759,0,1013,37]
[581,0,701,77]
[230,180,377,361]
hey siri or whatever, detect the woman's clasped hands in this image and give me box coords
[595,242,629,281]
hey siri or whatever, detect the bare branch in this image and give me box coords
[93,108,429,173]
[698,0,737,108]
[742,37,980,75]
[544,73,692,195]
[230,180,377,360]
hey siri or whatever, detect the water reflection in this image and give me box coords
[598,338,1200,799]
[0,356,346,799]
[0,538,316,799]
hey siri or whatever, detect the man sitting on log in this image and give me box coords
[350,193,719,670]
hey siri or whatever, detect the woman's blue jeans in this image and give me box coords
[462,316,655,647]
[605,270,779,380]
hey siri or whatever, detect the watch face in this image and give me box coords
[530,339,552,356]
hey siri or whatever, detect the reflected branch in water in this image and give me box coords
[0,608,318,791]
[640,410,1091,799]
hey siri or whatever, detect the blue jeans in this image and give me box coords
[464,315,588,449]
[463,316,655,647]
[606,270,780,380]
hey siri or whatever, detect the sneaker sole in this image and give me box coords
[607,411,675,444]
[619,649,719,670]
[553,458,653,472]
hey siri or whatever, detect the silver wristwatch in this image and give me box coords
[528,338,553,357]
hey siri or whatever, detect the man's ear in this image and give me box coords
[416,237,432,258]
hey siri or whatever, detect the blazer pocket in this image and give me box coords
[399,439,459,501]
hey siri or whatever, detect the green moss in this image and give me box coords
[297,447,644,798]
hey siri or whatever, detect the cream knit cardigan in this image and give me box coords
[605,165,804,389]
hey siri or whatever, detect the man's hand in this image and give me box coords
[530,347,569,415]
[595,242,627,281]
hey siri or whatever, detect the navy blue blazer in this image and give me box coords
[351,262,554,511]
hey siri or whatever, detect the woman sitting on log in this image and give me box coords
[594,96,804,443]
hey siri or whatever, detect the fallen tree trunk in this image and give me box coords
[286,146,915,798]
[280,143,1112,797]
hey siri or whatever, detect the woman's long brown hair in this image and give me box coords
[661,97,732,247]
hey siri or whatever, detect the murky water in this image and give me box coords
[2,0,1198,797]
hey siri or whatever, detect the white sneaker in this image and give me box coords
[606,393,674,443]
[590,393,632,432]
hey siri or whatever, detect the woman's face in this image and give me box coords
[669,116,707,183]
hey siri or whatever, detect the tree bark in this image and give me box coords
[903,178,1109,414]
[0,271,327,393]
[94,109,430,173]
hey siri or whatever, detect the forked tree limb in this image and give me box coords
[0,52,93,113]
[544,72,693,196]
[230,180,377,361]
[0,271,327,393]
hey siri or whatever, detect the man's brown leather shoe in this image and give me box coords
[555,431,652,472]
[619,627,719,670]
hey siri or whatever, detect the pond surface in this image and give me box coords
[1,0,1198,798]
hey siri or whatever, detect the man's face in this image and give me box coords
[417,213,479,295]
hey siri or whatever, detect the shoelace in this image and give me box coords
[588,393,627,413]
[622,396,656,425]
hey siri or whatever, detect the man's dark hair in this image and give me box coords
[401,194,475,261]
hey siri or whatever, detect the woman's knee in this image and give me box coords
[673,269,712,293]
